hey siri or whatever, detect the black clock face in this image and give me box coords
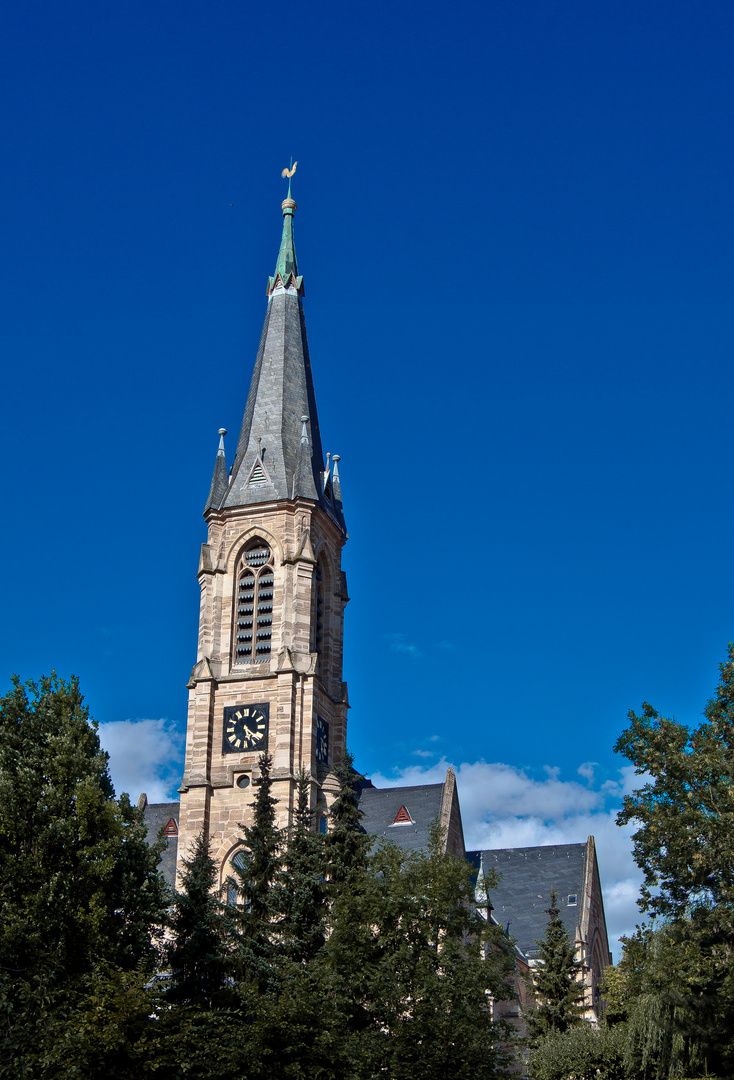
[223,703,269,754]
[316,716,329,765]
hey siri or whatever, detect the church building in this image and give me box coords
[142,180,611,1023]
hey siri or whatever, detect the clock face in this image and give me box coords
[316,716,329,765]
[222,704,269,755]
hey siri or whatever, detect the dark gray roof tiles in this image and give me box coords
[143,783,450,887]
[143,802,179,889]
[357,783,445,853]
[204,446,229,513]
[469,843,587,959]
[218,285,345,532]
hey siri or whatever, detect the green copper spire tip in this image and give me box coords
[268,161,302,294]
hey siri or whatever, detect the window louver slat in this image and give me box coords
[248,462,267,486]
[235,542,274,664]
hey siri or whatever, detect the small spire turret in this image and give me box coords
[204,428,229,513]
[332,454,343,511]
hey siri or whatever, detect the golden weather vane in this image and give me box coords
[281,159,298,179]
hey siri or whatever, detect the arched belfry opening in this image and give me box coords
[311,557,324,654]
[233,539,274,664]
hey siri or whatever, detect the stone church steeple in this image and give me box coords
[177,188,349,886]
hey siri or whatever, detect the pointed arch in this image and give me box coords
[311,557,324,654]
[232,537,274,664]
[216,838,246,890]
[312,540,335,590]
[224,850,247,906]
[224,524,284,573]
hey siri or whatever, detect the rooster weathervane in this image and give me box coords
[282,158,297,199]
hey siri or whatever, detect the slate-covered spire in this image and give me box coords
[212,191,345,532]
[204,428,229,512]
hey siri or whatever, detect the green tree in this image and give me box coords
[278,770,327,963]
[598,931,646,1027]
[609,922,732,1080]
[325,750,370,888]
[231,752,282,984]
[615,644,734,923]
[0,673,168,1075]
[525,888,585,1038]
[166,829,229,1007]
[322,823,517,1080]
[615,643,734,1074]
[527,1023,627,1080]
[0,674,167,982]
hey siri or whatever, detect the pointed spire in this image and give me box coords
[332,454,342,503]
[225,186,345,534]
[268,162,303,296]
[204,428,229,512]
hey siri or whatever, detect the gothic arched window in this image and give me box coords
[234,540,274,664]
[226,850,247,907]
[311,559,324,654]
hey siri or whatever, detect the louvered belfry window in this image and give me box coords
[234,540,274,663]
[312,561,324,653]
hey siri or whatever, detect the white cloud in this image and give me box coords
[99,718,184,804]
[98,717,646,959]
[385,633,421,658]
[371,756,644,960]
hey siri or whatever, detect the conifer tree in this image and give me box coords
[0,673,168,1073]
[166,829,228,1007]
[0,673,167,983]
[232,752,282,981]
[323,823,517,1080]
[325,749,370,887]
[526,888,586,1038]
[279,770,327,963]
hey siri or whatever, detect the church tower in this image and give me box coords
[176,186,349,886]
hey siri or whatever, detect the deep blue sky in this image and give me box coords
[2,3,734,941]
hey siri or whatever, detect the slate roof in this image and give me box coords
[143,783,449,887]
[357,783,445,853]
[468,843,587,960]
[143,802,179,889]
[209,199,345,533]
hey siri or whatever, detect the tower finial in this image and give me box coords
[268,161,301,296]
[281,158,298,201]
[218,427,227,454]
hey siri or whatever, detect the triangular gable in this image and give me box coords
[389,805,413,826]
[164,818,178,837]
[247,458,269,487]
